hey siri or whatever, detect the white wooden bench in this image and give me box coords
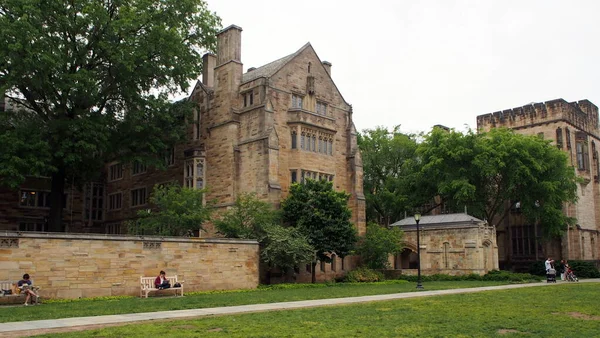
[140,275,184,298]
[0,280,41,303]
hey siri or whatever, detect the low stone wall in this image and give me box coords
[0,232,259,299]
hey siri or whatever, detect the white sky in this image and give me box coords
[204,0,600,135]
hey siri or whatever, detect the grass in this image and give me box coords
[34,283,600,337]
[0,280,518,323]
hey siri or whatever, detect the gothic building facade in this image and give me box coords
[477,99,600,269]
[0,25,366,281]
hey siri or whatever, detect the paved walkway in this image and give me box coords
[0,279,598,336]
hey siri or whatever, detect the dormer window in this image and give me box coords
[292,94,303,109]
[243,92,254,107]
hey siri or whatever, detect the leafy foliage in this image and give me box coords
[127,184,211,236]
[357,126,420,225]
[0,0,221,230]
[567,261,600,278]
[281,179,358,282]
[529,260,600,278]
[214,193,278,240]
[260,225,315,272]
[344,267,385,283]
[356,222,404,269]
[416,127,578,237]
[214,193,313,272]
[396,270,540,283]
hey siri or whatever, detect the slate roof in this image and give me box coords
[390,213,484,227]
[241,43,311,84]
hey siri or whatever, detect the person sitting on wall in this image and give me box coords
[17,273,39,306]
[154,270,171,290]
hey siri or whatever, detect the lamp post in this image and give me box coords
[414,213,424,289]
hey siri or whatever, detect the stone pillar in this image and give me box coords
[202,53,216,87]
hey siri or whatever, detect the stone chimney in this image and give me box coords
[202,53,216,87]
[216,25,243,66]
[322,61,332,76]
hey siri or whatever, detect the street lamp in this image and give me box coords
[414,213,424,290]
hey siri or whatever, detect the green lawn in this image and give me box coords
[0,281,515,323]
[35,283,600,337]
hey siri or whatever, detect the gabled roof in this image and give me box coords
[390,213,484,227]
[241,43,311,84]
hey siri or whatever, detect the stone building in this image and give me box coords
[0,25,366,281]
[477,99,600,269]
[390,213,499,275]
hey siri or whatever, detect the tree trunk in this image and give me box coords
[48,167,66,232]
[311,261,317,283]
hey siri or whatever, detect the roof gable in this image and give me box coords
[241,43,311,84]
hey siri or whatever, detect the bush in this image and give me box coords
[394,270,540,283]
[529,260,600,278]
[356,223,403,270]
[345,267,385,283]
[529,261,547,276]
[482,270,540,282]
[568,261,600,278]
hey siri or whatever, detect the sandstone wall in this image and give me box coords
[399,224,499,275]
[0,232,259,299]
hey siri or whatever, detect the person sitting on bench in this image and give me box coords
[18,273,38,306]
[154,270,171,290]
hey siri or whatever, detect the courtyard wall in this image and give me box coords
[0,232,259,299]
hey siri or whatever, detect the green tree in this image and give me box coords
[358,126,420,225]
[281,179,358,283]
[215,193,314,282]
[0,0,221,231]
[417,127,578,236]
[127,184,211,236]
[260,224,314,275]
[214,193,278,240]
[356,223,404,269]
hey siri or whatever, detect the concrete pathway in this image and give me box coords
[0,279,598,336]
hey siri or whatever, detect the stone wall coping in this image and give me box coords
[0,231,259,245]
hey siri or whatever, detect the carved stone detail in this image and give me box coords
[143,241,162,250]
[0,238,19,248]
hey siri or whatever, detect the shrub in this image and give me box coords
[345,267,385,283]
[529,260,600,278]
[568,261,600,278]
[356,223,403,270]
[529,261,547,276]
[395,270,539,283]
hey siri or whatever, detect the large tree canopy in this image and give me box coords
[0,0,221,231]
[281,179,357,283]
[358,126,420,225]
[417,127,578,237]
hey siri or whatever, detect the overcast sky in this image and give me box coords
[204,0,600,135]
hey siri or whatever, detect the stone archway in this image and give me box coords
[395,243,418,269]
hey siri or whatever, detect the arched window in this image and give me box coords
[300,132,305,150]
[556,127,563,149]
[566,128,571,149]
